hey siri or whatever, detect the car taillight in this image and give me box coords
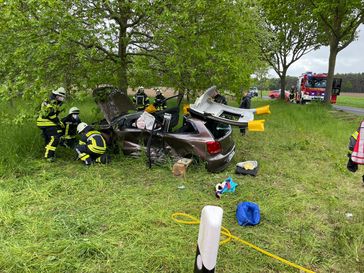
[207,141,221,155]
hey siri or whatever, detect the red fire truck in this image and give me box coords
[295,72,342,104]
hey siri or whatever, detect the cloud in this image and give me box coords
[269,25,364,77]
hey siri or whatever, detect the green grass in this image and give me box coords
[0,97,363,273]
[336,94,364,108]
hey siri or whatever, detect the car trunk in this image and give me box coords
[205,120,234,155]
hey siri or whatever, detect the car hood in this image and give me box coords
[189,86,257,126]
[93,85,136,124]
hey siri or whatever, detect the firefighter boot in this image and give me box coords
[95,154,111,164]
[78,153,92,165]
[347,158,358,172]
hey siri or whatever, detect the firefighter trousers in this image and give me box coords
[75,144,109,165]
[39,126,62,159]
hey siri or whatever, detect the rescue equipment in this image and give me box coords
[248,120,265,132]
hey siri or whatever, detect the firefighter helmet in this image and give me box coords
[52,87,66,97]
[77,122,88,134]
[137,86,144,93]
[156,88,161,95]
[68,107,80,115]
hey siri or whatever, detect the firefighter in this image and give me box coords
[133,86,150,111]
[154,88,167,110]
[346,122,364,186]
[75,122,109,165]
[60,107,81,148]
[346,123,364,186]
[36,87,66,161]
[289,85,295,102]
[213,90,227,105]
[239,91,252,109]
[239,91,252,135]
[347,129,359,172]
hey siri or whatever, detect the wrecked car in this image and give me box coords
[93,85,270,172]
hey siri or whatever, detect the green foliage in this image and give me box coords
[309,0,364,50]
[307,0,364,102]
[258,0,320,99]
[336,73,364,93]
[0,1,266,100]
[126,0,265,97]
[0,97,363,272]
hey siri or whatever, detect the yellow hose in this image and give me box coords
[171,212,316,273]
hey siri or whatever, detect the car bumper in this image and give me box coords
[205,145,236,172]
[302,95,324,101]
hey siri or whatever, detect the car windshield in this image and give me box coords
[305,78,327,88]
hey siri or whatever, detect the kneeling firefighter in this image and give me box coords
[60,107,81,148]
[75,122,109,165]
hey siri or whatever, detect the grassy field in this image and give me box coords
[0,96,363,273]
[336,93,364,108]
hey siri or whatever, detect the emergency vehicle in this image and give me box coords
[295,72,342,104]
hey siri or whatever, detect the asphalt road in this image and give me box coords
[332,105,364,116]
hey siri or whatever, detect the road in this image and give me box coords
[332,105,364,116]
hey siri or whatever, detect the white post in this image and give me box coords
[194,206,223,273]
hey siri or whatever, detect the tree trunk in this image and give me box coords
[118,17,128,93]
[280,69,287,100]
[325,38,339,103]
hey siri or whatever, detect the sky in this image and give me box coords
[269,24,364,78]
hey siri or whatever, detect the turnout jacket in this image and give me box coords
[37,96,63,127]
[62,114,81,139]
[349,121,364,164]
[154,94,167,110]
[80,126,107,155]
[133,93,150,110]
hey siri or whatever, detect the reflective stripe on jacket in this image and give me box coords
[37,99,62,127]
[86,130,106,154]
[351,121,364,164]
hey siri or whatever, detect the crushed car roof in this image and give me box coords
[189,86,256,126]
[94,85,266,129]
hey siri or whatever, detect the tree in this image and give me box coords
[131,0,266,98]
[258,0,320,100]
[0,0,165,94]
[0,0,265,101]
[308,0,364,103]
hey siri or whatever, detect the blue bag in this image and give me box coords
[236,202,260,226]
